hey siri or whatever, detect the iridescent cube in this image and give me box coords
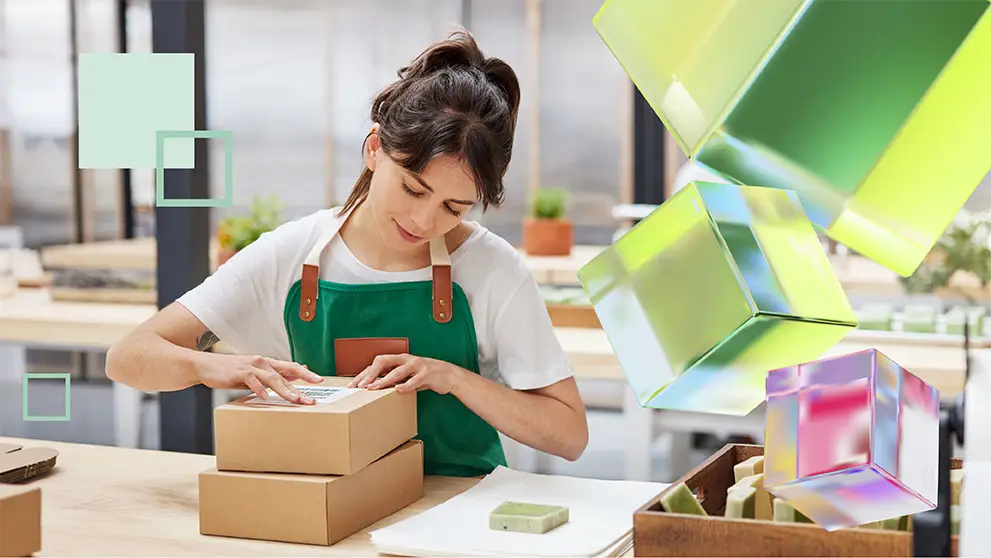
[764,349,940,531]
[594,0,991,276]
[578,181,857,416]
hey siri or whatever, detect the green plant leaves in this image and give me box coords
[532,188,568,220]
[900,214,991,298]
[219,194,285,251]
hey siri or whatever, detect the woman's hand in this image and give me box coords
[347,354,464,395]
[196,352,324,404]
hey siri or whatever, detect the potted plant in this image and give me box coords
[523,187,573,256]
[900,211,991,335]
[216,194,284,266]
[901,211,991,298]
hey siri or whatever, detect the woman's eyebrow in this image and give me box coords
[410,173,478,205]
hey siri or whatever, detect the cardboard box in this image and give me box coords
[635,444,961,557]
[214,377,417,475]
[200,439,424,546]
[0,484,41,557]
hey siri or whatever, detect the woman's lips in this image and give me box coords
[394,220,423,243]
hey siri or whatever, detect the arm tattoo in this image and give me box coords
[196,330,220,351]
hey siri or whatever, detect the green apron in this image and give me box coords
[282,207,507,477]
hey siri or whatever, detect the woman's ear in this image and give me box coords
[364,123,382,171]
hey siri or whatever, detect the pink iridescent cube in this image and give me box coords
[764,348,940,531]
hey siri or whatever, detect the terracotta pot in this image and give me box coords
[523,217,573,256]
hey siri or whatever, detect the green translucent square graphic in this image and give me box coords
[595,0,991,277]
[593,0,806,156]
[22,373,72,422]
[578,182,857,416]
[78,53,195,169]
[156,130,234,207]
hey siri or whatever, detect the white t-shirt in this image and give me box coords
[177,208,574,391]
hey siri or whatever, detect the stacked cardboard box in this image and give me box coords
[199,377,423,546]
[0,484,41,557]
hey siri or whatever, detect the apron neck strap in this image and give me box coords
[299,207,453,324]
[429,236,453,324]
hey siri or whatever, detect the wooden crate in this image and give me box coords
[635,443,960,557]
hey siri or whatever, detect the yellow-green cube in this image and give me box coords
[579,182,857,416]
[594,0,991,277]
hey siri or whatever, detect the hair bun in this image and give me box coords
[399,30,485,80]
[481,58,521,123]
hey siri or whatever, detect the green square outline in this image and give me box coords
[155,130,234,207]
[22,373,72,422]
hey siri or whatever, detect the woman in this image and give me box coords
[106,31,589,477]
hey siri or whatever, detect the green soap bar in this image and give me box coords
[904,305,937,319]
[660,483,707,516]
[903,320,937,334]
[772,498,813,523]
[489,501,569,534]
[879,516,902,530]
[725,486,757,519]
[860,319,893,331]
[733,456,765,483]
[951,505,960,535]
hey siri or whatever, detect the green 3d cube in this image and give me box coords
[594,0,991,277]
[578,182,857,415]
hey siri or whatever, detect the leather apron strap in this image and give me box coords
[298,207,453,324]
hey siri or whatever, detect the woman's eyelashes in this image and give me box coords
[401,181,424,198]
[401,181,462,217]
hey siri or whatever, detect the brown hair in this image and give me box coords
[340,30,521,215]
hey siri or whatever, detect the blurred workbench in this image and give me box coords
[0,288,970,401]
[35,237,949,296]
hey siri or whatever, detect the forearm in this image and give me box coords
[450,369,587,461]
[106,332,206,392]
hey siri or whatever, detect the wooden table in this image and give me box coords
[0,436,479,557]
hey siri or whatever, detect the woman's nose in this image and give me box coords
[410,205,435,233]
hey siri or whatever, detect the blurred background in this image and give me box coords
[2,0,641,247]
[1,0,990,484]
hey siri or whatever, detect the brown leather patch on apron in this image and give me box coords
[334,337,410,377]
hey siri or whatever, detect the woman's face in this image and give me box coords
[364,131,479,252]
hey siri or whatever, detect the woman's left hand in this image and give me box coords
[347,354,463,394]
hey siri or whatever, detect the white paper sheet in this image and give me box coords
[244,385,358,407]
[370,466,666,557]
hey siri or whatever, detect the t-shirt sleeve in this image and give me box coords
[492,273,575,391]
[175,226,294,360]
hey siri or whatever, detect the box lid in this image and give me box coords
[0,443,58,484]
[219,376,395,414]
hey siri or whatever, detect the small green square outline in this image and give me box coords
[155,130,234,207]
[22,373,72,422]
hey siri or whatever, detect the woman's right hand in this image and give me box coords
[196,353,324,404]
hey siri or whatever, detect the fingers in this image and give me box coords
[250,357,310,404]
[267,358,322,384]
[369,363,415,390]
[395,373,426,393]
[244,375,268,400]
[350,354,407,388]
